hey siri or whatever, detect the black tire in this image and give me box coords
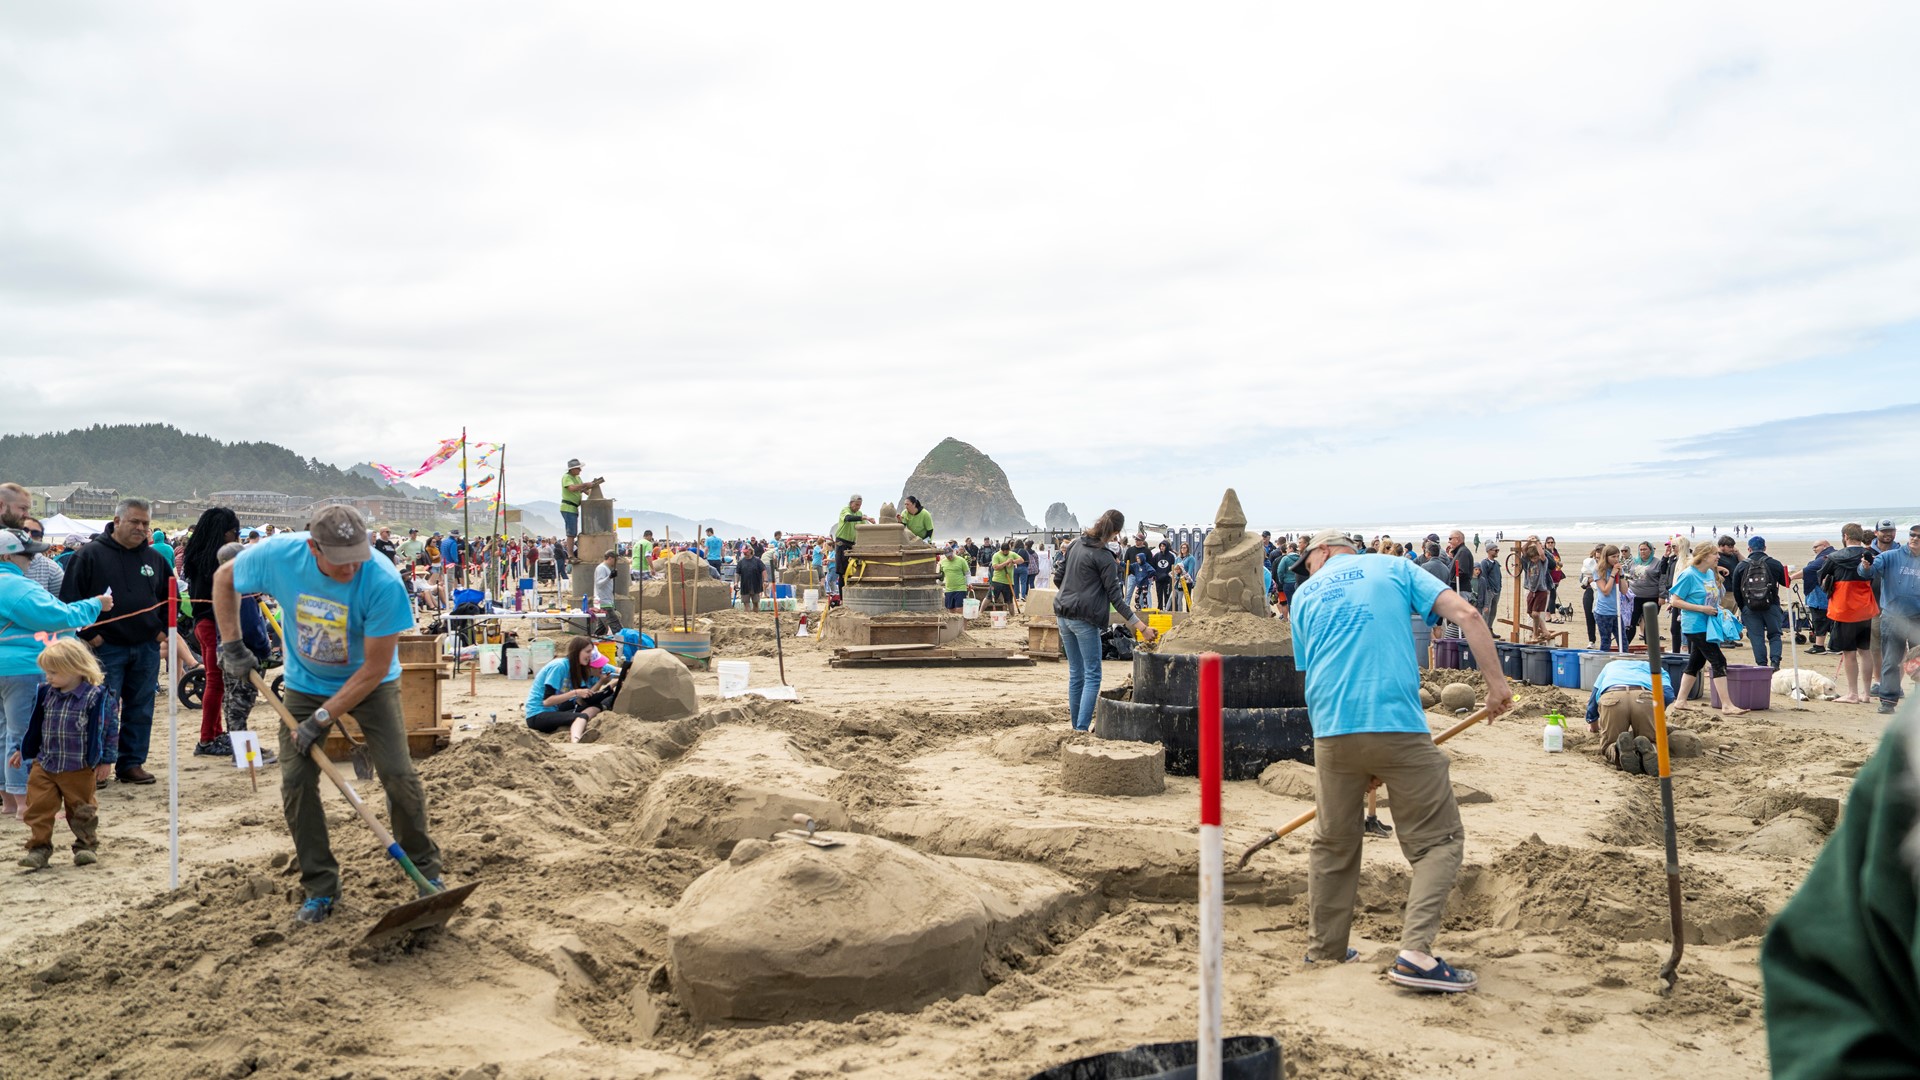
[177,668,205,710]
[270,674,285,700]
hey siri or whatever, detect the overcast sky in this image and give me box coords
[4,2,1916,535]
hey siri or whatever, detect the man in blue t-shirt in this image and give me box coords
[703,529,724,573]
[1289,528,1512,994]
[213,505,442,927]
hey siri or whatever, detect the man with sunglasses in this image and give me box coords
[0,485,65,597]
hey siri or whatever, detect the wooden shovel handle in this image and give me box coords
[1234,705,1492,870]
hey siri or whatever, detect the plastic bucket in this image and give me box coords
[1710,664,1771,710]
[1520,646,1553,686]
[774,583,794,599]
[1410,615,1431,669]
[1551,648,1582,689]
[803,588,820,612]
[1656,654,1701,700]
[1578,650,1615,691]
[1433,639,1464,669]
[1496,642,1524,681]
[596,642,618,662]
[717,659,750,698]
[1028,1035,1283,1080]
[504,648,529,680]
[990,610,1009,629]
[963,598,982,620]
[1147,612,1173,636]
[529,639,556,666]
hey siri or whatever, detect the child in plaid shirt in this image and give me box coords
[9,638,116,870]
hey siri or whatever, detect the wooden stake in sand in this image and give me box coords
[1197,651,1223,1080]
[1643,605,1686,992]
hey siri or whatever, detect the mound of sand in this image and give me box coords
[1151,612,1292,656]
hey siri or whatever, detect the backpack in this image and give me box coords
[1738,556,1776,609]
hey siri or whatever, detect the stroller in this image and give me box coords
[178,609,286,709]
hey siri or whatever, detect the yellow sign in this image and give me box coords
[617,516,633,528]
[503,509,522,524]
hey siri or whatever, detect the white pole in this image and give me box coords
[1199,822,1223,1078]
[167,578,179,891]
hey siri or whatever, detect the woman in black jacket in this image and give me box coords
[1055,510,1156,731]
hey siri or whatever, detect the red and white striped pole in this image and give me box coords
[1198,651,1223,1080]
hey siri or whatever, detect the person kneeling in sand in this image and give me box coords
[525,635,617,742]
[1584,658,1675,776]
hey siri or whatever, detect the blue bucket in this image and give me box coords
[1551,648,1583,689]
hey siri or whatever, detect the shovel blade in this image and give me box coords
[361,882,480,947]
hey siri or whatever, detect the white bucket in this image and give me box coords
[717,659,751,698]
[505,648,529,680]
[963,598,982,620]
[990,610,1008,629]
[803,588,820,612]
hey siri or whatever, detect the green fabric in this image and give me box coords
[833,506,863,544]
[939,555,970,592]
[1761,717,1919,1077]
[902,509,933,541]
[560,472,584,512]
[991,550,1018,585]
[635,540,653,563]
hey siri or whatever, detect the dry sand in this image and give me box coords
[0,601,1892,1079]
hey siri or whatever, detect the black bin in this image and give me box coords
[1028,1036,1283,1080]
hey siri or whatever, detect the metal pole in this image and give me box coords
[167,576,179,890]
[460,427,471,591]
[490,443,504,602]
[1197,651,1223,1080]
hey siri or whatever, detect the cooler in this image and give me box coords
[1433,639,1464,669]
[1551,648,1583,689]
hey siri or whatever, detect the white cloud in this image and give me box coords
[2,1,1917,529]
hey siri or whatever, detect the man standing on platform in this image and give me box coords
[560,459,603,564]
[1289,528,1511,992]
[829,495,870,602]
[214,505,442,926]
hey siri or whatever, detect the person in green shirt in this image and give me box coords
[397,529,426,563]
[990,541,1019,606]
[829,495,869,601]
[901,495,934,543]
[633,530,655,579]
[938,544,970,612]
[1761,709,1920,1076]
[559,459,603,562]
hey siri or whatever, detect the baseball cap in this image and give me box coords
[1877,519,1895,530]
[568,458,583,469]
[1748,536,1765,550]
[1299,528,1358,557]
[307,505,372,564]
[0,528,50,557]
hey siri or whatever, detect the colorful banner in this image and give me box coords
[370,437,462,483]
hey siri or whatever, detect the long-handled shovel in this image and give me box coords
[1785,588,1808,702]
[1235,705,1492,870]
[1643,607,1685,992]
[250,671,478,946]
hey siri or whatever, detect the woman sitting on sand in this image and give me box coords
[524,635,617,742]
[1665,545,1747,715]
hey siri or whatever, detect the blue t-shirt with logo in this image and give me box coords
[1667,566,1716,636]
[232,533,414,697]
[705,536,723,561]
[1290,552,1450,738]
[526,657,580,715]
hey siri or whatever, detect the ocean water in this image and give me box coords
[1249,508,1920,546]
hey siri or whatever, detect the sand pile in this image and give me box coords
[1150,612,1292,656]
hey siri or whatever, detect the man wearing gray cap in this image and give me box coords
[1289,527,1512,993]
[560,459,604,564]
[211,505,442,927]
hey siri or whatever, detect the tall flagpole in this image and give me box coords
[460,426,471,590]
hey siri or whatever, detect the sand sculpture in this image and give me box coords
[1189,488,1267,617]
[612,648,700,721]
[1059,742,1165,796]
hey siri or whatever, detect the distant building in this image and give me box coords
[33,482,123,519]
[308,494,443,526]
[209,490,308,515]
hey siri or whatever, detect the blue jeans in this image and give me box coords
[1880,613,1916,705]
[96,641,161,769]
[1059,616,1105,731]
[0,673,44,795]
[1741,606,1784,667]
[1014,567,1030,599]
[1596,614,1623,653]
[560,509,579,538]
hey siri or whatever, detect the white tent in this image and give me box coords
[41,513,108,542]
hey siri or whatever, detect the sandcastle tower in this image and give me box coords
[570,488,631,619]
[840,502,942,614]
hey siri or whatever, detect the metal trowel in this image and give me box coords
[777,813,843,849]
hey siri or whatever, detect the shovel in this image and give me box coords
[1235,705,1492,870]
[1785,588,1808,702]
[250,672,478,946]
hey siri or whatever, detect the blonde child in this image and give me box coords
[9,638,116,869]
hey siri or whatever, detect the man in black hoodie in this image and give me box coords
[58,497,172,784]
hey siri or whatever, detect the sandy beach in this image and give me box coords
[0,591,1894,1080]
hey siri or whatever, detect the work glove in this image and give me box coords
[291,714,331,757]
[217,641,258,688]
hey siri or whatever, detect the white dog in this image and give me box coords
[1773,668,1836,699]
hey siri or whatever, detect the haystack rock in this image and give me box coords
[1044,502,1080,532]
[899,437,1031,536]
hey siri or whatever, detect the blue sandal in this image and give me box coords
[1388,955,1478,992]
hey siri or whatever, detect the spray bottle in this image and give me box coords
[1542,713,1566,753]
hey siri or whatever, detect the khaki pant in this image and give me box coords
[1596,687,1656,768]
[281,681,441,900]
[1308,732,1464,958]
[24,763,98,853]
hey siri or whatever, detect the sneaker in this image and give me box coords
[1806,645,1826,654]
[296,897,335,925]
[1364,815,1394,839]
[1616,731,1642,774]
[1388,955,1478,993]
[73,849,98,866]
[1304,947,1360,965]
[18,846,51,871]
[194,734,233,757]
[1880,701,1898,715]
